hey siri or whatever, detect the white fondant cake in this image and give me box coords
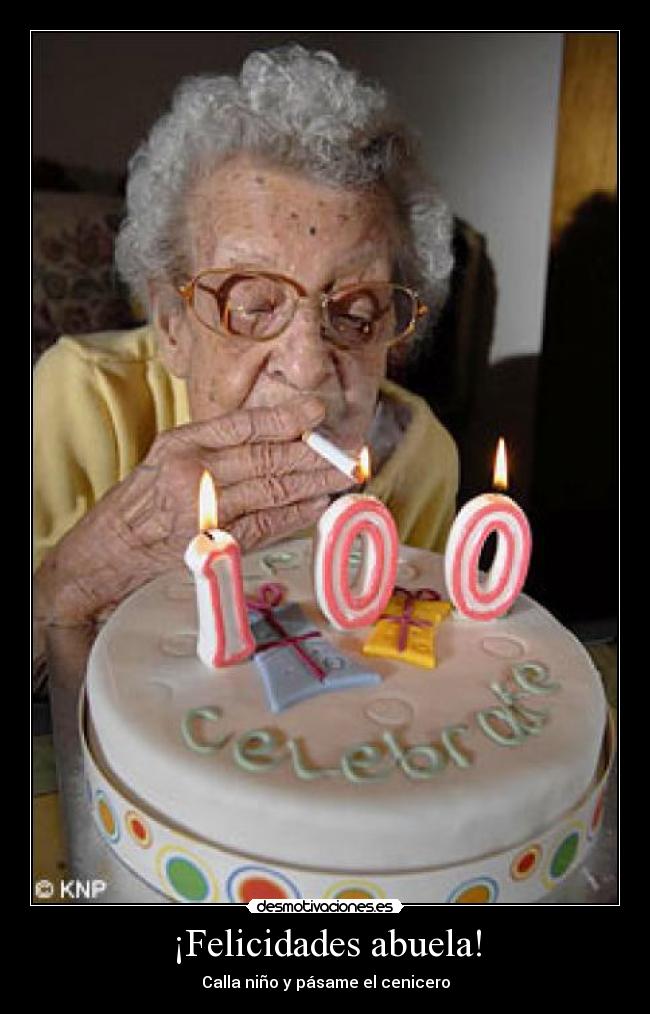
[84,539,611,903]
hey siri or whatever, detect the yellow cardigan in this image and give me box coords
[33,327,459,570]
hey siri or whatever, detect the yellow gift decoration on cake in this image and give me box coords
[362,587,451,669]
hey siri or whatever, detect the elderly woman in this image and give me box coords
[34,45,458,634]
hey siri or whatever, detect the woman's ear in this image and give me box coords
[148,281,193,377]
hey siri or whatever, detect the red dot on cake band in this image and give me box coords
[510,844,542,880]
[125,810,152,848]
[226,866,299,903]
[590,792,606,836]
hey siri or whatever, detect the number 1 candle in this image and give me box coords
[444,439,532,621]
[184,471,255,668]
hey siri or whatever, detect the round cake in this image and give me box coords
[83,538,611,904]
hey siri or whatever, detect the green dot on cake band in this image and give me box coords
[165,856,210,902]
[550,831,580,879]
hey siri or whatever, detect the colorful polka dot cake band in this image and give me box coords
[83,705,613,904]
[87,775,605,903]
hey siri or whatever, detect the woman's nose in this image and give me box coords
[265,303,333,391]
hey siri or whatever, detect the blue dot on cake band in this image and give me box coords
[226,865,300,902]
[446,876,499,904]
[95,788,120,843]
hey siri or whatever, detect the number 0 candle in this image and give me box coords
[184,471,255,668]
[314,448,399,630]
[444,439,532,621]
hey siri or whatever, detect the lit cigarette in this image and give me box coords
[302,431,370,483]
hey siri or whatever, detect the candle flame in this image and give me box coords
[355,446,371,483]
[493,438,508,492]
[199,470,218,531]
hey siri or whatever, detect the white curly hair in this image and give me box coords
[115,45,454,329]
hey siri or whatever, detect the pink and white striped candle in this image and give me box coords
[184,471,255,668]
[314,486,399,631]
[444,439,532,622]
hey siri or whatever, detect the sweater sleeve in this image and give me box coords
[33,340,121,571]
[396,417,459,552]
[370,381,460,553]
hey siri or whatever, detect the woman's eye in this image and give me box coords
[339,313,372,327]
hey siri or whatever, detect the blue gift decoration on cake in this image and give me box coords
[247,584,381,714]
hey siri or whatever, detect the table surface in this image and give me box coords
[41,624,618,906]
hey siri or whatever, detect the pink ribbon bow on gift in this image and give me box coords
[380,586,442,653]
[246,583,326,683]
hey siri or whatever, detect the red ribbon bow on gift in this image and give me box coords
[246,583,326,683]
[380,586,442,653]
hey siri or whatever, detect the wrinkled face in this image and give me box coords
[156,154,400,450]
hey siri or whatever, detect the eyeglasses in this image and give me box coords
[177,268,428,349]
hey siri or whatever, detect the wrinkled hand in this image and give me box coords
[118,396,351,556]
[35,397,353,625]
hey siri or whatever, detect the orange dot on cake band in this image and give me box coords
[95,791,119,842]
[457,885,490,903]
[125,810,152,848]
[511,845,542,880]
[448,877,498,904]
[324,879,386,899]
[239,877,287,902]
[98,800,114,835]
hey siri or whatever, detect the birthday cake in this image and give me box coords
[82,538,612,904]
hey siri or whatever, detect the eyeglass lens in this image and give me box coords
[192,272,416,345]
